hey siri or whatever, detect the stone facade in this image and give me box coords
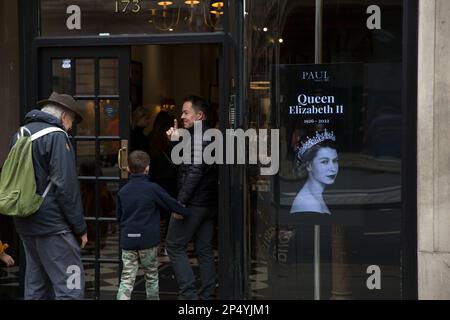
[418,0,450,300]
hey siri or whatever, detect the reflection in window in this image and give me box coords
[100,141,120,177]
[79,180,118,246]
[76,100,95,136]
[77,141,95,175]
[40,0,224,36]
[246,0,403,300]
[52,59,71,94]
[99,59,119,95]
[100,221,119,259]
[76,59,95,95]
[81,220,97,259]
[100,100,120,136]
[76,140,120,178]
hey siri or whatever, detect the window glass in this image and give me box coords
[76,100,96,136]
[52,59,71,94]
[246,0,403,299]
[99,99,120,136]
[76,59,95,95]
[40,0,224,36]
[99,59,119,96]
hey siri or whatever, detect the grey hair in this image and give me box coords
[41,104,74,120]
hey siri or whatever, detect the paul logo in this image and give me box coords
[302,71,329,82]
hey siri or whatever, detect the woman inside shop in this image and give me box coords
[130,106,151,153]
[290,129,339,215]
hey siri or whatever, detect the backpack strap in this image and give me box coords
[16,126,31,140]
[28,127,69,198]
[42,181,53,198]
[30,127,68,141]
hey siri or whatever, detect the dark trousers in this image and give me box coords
[20,232,85,300]
[166,206,216,300]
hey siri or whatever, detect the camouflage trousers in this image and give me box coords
[117,247,159,300]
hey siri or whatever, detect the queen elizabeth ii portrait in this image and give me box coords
[290,129,339,215]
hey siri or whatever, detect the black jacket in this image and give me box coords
[117,174,190,250]
[129,126,149,153]
[176,121,218,207]
[12,110,87,237]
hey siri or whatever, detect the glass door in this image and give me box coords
[39,47,130,299]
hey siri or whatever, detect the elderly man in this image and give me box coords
[12,92,87,300]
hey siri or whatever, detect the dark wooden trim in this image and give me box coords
[17,0,40,299]
[34,33,227,47]
[19,0,39,118]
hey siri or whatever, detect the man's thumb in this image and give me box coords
[174,119,178,129]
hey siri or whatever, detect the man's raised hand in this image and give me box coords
[166,119,180,141]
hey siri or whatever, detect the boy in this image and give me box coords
[116,150,189,300]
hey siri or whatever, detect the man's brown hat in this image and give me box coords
[37,92,83,124]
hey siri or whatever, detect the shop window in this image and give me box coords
[245,0,403,300]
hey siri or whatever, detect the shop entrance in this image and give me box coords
[38,44,221,299]
[128,44,220,299]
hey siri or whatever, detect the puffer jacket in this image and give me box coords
[117,173,190,250]
[176,120,218,207]
[11,110,87,236]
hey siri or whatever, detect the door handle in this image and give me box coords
[118,140,129,179]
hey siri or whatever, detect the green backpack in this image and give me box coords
[0,126,67,217]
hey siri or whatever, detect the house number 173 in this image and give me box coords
[115,0,141,13]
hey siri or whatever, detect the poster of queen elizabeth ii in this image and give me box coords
[290,129,338,215]
[275,63,363,222]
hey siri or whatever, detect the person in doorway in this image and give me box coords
[11,92,88,299]
[148,111,177,197]
[165,95,218,300]
[129,106,150,153]
[148,111,177,255]
[116,150,190,300]
[290,129,339,215]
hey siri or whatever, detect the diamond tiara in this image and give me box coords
[296,129,336,159]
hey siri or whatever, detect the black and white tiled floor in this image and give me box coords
[0,229,269,300]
